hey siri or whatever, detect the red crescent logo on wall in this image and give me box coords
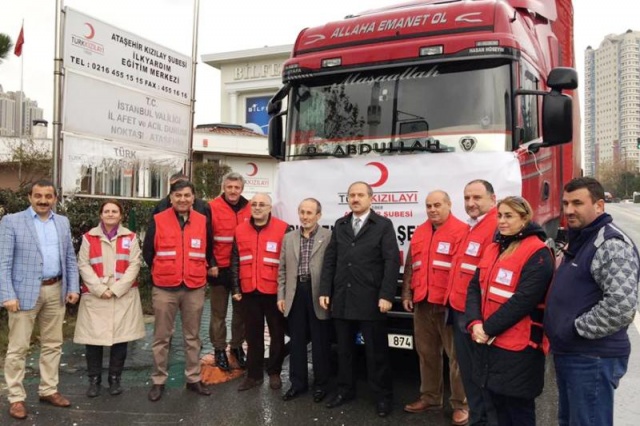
[366,161,389,187]
[84,23,95,39]
[246,162,258,177]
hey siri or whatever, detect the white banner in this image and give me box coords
[273,153,521,258]
[62,134,186,195]
[64,7,192,104]
[64,72,190,154]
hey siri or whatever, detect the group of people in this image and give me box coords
[0,174,638,426]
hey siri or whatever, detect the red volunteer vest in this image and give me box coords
[477,235,550,352]
[152,208,208,289]
[446,208,498,311]
[209,196,251,268]
[82,232,137,294]
[409,215,467,305]
[235,217,288,294]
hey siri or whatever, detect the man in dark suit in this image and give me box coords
[319,181,400,418]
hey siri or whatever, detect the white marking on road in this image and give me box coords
[634,312,640,336]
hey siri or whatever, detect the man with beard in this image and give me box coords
[320,181,400,418]
[1,180,80,420]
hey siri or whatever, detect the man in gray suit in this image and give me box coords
[277,198,332,403]
[0,180,80,420]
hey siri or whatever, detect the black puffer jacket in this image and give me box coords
[465,222,554,399]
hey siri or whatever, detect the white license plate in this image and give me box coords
[388,333,413,350]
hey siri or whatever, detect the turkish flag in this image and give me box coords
[14,25,24,57]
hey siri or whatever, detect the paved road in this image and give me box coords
[0,203,638,425]
[604,203,640,426]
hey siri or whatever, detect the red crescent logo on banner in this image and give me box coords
[85,23,95,39]
[366,162,389,187]
[246,162,258,176]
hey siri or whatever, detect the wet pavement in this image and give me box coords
[1,295,639,425]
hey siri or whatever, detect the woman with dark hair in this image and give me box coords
[73,200,145,397]
[465,196,554,425]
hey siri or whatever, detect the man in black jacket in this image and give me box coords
[319,181,400,418]
[153,173,211,220]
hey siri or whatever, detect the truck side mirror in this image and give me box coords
[267,100,282,116]
[268,115,285,160]
[547,67,578,91]
[542,92,573,144]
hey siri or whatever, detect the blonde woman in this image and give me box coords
[73,200,145,397]
[465,196,554,425]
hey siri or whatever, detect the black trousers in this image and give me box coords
[287,279,331,391]
[334,318,392,402]
[241,292,286,380]
[485,390,536,426]
[452,308,488,425]
[86,342,128,377]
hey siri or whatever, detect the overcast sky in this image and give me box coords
[0,0,637,128]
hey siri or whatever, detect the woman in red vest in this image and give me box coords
[73,200,145,398]
[465,196,554,426]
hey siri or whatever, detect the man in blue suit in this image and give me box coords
[0,180,80,420]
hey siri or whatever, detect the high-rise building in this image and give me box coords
[584,30,640,177]
[0,87,44,136]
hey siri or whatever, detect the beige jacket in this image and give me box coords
[278,226,332,319]
[73,225,145,346]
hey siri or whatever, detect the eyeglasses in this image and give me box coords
[250,202,271,208]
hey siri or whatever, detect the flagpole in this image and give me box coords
[18,19,24,140]
[187,0,200,179]
[52,0,64,191]
[18,19,24,181]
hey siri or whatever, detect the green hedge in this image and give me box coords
[0,190,160,355]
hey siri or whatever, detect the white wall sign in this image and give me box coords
[64,7,192,104]
[62,134,186,194]
[64,72,190,154]
[274,153,521,259]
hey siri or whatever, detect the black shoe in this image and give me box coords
[215,350,230,371]
[376,400,392,417]
[325,393,354,409]
[86,376,101,398]
[313,389,327,403]
[148,384,165,402]
[186,381,211,396]
[108,375,122,396]
[231,347,247,369]
[282,387,307,401]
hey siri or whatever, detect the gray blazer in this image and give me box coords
[0,208,80,311]
[278,226,332,319]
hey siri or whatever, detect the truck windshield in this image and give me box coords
[287,59,512,158]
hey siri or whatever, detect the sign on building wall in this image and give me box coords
[245,96,272,135]
[64,7,192,105]
[62,134,186,198]
[225,157,277,198]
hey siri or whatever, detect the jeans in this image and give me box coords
[554,353,629,426]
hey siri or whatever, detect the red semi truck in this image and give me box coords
[268,0,580,348]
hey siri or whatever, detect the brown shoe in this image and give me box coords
[237,377,263,391]
[9,401,27,420]
[403,399,442,413]
[39,392,71,407]
[452,408,470,425]
[269,374,282,390]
